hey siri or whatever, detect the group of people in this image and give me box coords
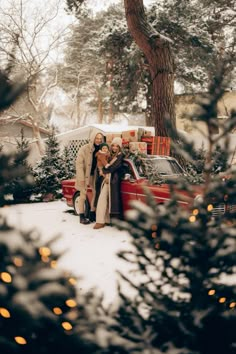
[75,132,124,229]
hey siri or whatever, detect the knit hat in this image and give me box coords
[99,143,109,149]
[111,137,122,148]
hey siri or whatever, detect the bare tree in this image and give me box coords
[0,0,69,154]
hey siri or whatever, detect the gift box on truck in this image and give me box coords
[141,136,171,155]
[122,130,138,142]
[129,141,147,154]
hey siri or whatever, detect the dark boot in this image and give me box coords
[80,213,90,225]
[89,210,96,222]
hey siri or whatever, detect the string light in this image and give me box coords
[53,307,63,315]
[68,277,77,285]
[39,247,51,257]
[208,289,216,296]
[13,257,23,267]
[41,256,49,263]
[0,272,12,283]
[151,224,157,231]
[192,209,199,216]
[50,260,57,268]
[65,299,77,308]
[61,321,72,331]
[207,204,213,212]
[208,289,235,307]
[151,232,157,238]
[0,308,11,318]
[189,215,196,223]
[14,336,27,345]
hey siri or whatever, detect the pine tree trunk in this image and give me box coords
[97,93,104,124]
[124,0,176,137]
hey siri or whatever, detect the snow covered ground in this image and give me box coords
[4,200,136,306]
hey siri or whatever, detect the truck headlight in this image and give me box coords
[194,194,203,207]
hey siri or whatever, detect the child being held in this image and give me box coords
[96,143,118,182]
[96,143,111,180]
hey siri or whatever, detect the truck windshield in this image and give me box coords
[137,158,183,178]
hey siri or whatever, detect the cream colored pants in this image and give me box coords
[78,175,96,214]
[96,182,110,224]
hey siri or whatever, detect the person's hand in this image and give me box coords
[105,163,110,168]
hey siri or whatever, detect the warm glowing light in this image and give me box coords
[151,232,157,238]
[155,243,160,249]
[53,307,63,315]
[61,321,72,331]
[229,302,236,308]
[219,297,226,303]
[189,215,196,223]
[151,224,158,231]
[208,289,216,296]
[13,257,23,267]
[207,204,213,212]
[65,299,77,308]
[192,209,199,216]
[68,278,77,285]
[0,308,11,318]
[50,260,57,268]
[14,336,27,345]
[41,256,49,263]
[39,247,51,257]
[0,272,12,283]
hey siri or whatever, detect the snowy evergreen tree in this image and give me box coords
[6,129,35,202]
[66,0,235,134]
[0,151,33,207]
[149,0,236,92]
[32,130,65,199]
[0,216,112,354]
[61,145,76,180]
[185,143,230,182]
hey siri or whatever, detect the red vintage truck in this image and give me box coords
[60,125,234,219]
[61,154,223,218]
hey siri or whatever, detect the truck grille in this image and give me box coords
[212,203,236,216]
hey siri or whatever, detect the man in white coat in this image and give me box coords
[75,131,104,224]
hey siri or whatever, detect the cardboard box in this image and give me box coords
[122,138,130,147]
[143,130,152,137]
[141,136,171,156]
[122,130,138,142]
[137,128,145,141]
[129,141,147,154]
[106,133,122,144]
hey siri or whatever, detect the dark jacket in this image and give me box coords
[103,152,124,217]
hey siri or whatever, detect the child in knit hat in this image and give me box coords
[96,143,111,178]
